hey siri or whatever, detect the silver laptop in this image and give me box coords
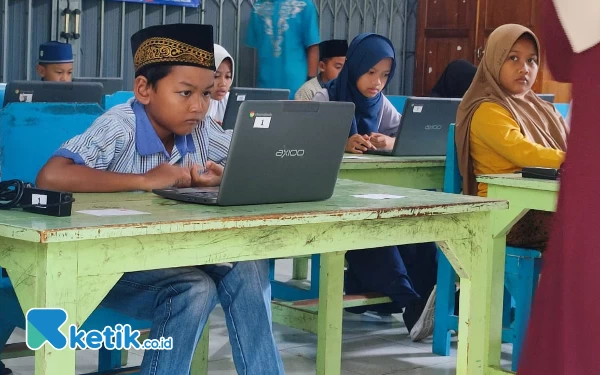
[221,87,290,130]
[153,100,355,206]
[367,97,461,157]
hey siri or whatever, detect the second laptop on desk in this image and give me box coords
[221,87,290,130]
[367,97,461,157]
[153,100,355,206]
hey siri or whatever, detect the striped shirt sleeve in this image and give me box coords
[52,114,132,170]
[205,117,232,166]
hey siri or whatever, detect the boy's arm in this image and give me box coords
[36,157,192,193]
[36,117,192,193]
[307,45,319,78]
[304,0,320,78]
[36,157,147,192]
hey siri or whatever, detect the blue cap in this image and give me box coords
[38,41,73,64]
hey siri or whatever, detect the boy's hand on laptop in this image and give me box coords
[190,161,224,187]
[369,133,394,150]
[142,164,192,190]
[346,134,375,154]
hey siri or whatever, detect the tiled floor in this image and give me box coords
[3,259,514,374]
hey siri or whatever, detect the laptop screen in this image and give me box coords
[391,97,461,157]
[3,81,103,107]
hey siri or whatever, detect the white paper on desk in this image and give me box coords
[77,209,151,216]
[352,194,406,200]
[343,155,369,159]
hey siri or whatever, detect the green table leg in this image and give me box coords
[33,244,79,374]
[292,257,310,280]
[449,214,505,375]
[316,251,345,375]
[190,322,209,375]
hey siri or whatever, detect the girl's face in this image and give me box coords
[498,36,539,97]
[211,58,233,101]
[356,58,392,98]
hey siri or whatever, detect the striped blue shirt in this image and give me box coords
[54,99,232,173]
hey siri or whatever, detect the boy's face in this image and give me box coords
[319,56,345,83]
[36,63,73,82]
[140,65,215,136]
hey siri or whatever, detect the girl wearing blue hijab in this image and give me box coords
[314,33,400,153]
[314,33,439,341]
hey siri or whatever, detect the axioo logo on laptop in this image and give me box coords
[26,308,172,351]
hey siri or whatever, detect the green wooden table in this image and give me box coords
[287,155,445,281]
[340,155,445,190]
[477,174,558,375]
[0,179,505,375]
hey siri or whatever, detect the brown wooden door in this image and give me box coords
[413,0,478,96]
[475,0,538,58]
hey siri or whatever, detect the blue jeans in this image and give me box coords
[100,266,216,375]
[101,260,284,375]
[203,260,284,375]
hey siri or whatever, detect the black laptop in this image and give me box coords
[3,81,103,107]
[367,97,461,157]
[73,77,124,95]
[221,87,290,130]
[153,100,355,206]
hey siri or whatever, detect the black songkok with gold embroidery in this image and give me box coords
[131,23,216,76]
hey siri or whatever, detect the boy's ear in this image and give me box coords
[133,76,151,105]
[36,64,46,78]
[318,61,326,72]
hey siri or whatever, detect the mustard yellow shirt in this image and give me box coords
[470,102,565,196]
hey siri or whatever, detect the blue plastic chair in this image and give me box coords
[0,103,106,183]
[387,95,409,114]
[432,123,542,371]
[0,83,6,108]
[104,91,135,110]
[554,102,569,119]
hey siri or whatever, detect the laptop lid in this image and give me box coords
[221,87,289,130]
[215,100,354,205]
[73,77,124,95]
[3,81,103,107]
[390,97,461,157]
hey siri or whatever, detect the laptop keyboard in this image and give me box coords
[172,187,219,199]
[185,191,218,199]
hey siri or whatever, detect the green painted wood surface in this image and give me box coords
[477,174,559,192]
[340,155,445,190]
[291,156,445,303]
[340,155,445,170]
[272,302,320,334]
[477,174,558,375]
[0,179,506,375]
[0,179,502,244]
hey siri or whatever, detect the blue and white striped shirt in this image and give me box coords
[54,99,232,173]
